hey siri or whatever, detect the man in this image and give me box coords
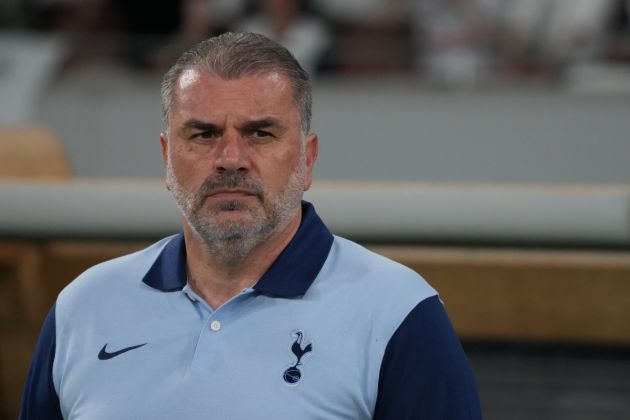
[21,32,482,419]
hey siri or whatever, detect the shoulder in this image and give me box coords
[55,235,174,320]
[315,236,482,418]
[332,236,483,418]
[328,235,436,302]
[315,236,438,344]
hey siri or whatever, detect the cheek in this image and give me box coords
[171,142,208,169]
[266,161,303,193]
[168,155,208,191]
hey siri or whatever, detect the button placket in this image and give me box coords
[207,288,255,331]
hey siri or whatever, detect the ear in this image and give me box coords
[303,133,318,191]
[160,132,171,190]
[160,131,169,168]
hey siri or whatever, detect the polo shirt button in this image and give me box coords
[210,320,221,331]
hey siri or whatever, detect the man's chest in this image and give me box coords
[55,295,381,419]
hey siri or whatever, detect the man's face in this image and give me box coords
[161,70,317,252]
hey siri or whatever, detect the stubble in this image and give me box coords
[166,148,306,266]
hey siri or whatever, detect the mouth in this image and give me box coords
[207,189,258,199]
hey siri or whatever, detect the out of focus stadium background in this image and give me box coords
[1,0,630,418]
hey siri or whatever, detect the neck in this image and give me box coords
[183,209,302,309]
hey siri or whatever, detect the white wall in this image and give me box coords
[32,65,630,183]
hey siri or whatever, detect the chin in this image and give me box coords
[222,203,266,222]
[212,209,254,224]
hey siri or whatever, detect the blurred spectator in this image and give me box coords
[128,0,248,70]
[23,0,114,32]
[111,0,184,68]
[9,0,628,84]
[21,0,118,69]
[20,0,248,70]
[311,0,412,74]
[494,0,617,80]
[410,0,623,85]
[606,0,630,62]
[234,0,330,75]
[1,0,24,27]
[411,0,496,87]
[505,0,614,59]
[311,0,403,24]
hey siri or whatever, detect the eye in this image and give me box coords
[253,130,271,138]
[251,130,273,140]
[193,130,218,140]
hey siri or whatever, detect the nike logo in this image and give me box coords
[98,343,147,360]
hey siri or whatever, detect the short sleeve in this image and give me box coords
[19,304,64,420]
[373,295,482,419]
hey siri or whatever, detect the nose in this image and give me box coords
[215,131,250,173]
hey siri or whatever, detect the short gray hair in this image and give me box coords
[161,32,312,135]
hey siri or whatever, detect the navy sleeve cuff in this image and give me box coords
[19,303,64,420]
[374,295,482,419]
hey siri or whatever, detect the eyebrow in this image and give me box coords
[242,118,286,132]
[182,119,220,132]
[182,117,287,133]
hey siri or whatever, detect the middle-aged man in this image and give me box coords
[21,32,482,419]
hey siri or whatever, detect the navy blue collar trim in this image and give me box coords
[253,202,334,297]
[142,233,187,292]
[142,201,334,297]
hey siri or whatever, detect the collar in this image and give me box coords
[142,201,334,297]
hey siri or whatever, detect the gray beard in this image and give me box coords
[166,159,306,266]
[190,197,279,266]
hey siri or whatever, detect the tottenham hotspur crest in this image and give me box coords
[283,331,313,384]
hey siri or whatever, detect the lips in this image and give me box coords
[198,172,265,201]
[208,189,256,198]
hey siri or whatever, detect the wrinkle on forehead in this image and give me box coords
[172,70,297,129]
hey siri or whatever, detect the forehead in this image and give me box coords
[171,69,298,120]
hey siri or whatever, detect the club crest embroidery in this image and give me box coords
[283,331,313,384]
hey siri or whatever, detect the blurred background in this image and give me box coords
[1,0,630,419]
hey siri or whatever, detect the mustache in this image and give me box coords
[198,171,265,199]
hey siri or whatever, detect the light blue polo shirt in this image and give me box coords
[21,202,481,419]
